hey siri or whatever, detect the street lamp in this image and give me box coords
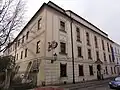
[51,53,57,63]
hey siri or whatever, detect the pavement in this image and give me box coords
[57,78,113,90]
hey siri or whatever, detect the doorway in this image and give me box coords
[97,64,101,80]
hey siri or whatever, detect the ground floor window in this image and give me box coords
[105,66,108,75]
[111,67,113,74]
[114,67,116,74]
[60,63,67,77]
[89,65,94,75]
[79,65,84,76]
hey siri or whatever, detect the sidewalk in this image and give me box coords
[29,77,114,90]
[57,78,112,90]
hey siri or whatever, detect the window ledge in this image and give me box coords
[59,52,67,55]
[78,75,84,77]
[88,57,92,60]
[60,76,67,78]
[59,29,67,33]
[78,56,83,58]
[90,75,94,76]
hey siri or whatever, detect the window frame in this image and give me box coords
[76,27,81,42]
[86,32,90,46]
[36,41,40,53]
[60,42,66,55]
[60,63,67,77]
[25,48,28,58]
[21,51,23,59]
[88,49,92,59]
[79,65,84,76]
[38,18,42,30]
[89,65,94,76]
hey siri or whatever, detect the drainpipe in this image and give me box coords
[70,12,75,84]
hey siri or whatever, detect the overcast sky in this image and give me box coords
[25,0,120,44]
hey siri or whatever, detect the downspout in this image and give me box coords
[70,11,75,84]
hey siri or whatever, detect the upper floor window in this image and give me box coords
[94,36,98,48]
[36,41,40,53]
[60,42,66,54]
[88,49,92,59]
[25,48,28,57]
[105,66,108,75]
[102,40,105,50]
[115,47,117,53]
[109,54,111,62]
[76,27,80,42]
[107,43,110,52]
[86,32,90,46]
[26,31,29,40]
[22,36,25,43]
[38,18,42,30]
[60,63,67,77]
[21,51,23,59]
[16,53,18,60]
[18,39,20,47]
[96,51,99,60]
[79,65,84,76]
[103,52,106,61]
[89,65,94,75]
[78,46,82,57]
[60,21,65,31]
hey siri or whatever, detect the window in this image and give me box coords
[15,42,17,49]
[76,27,80,41]
[86,32,90,45]
[96,51,99,60]
[21,51,23,59]
[60,21,65,31]
[105,66,108,75]
[38,18,42,30]
[89,65,94,75]
[18,39,20,47]
[102,40,105,50]
[103,52,106,61]
[94,36,98,48]
[114,67,116,74]
[109,55,111,62]
[115,47,117,53]
[79,65,84,76]
[36,41,40,53]
[26,31,29,40]
[88,49,92,59]
[22,36,25,43]
[78,47,82,57]
[25,48,28,57]
[16,53,18,60]
[107,43,110,52]
[60,42,66,54]
[111,67,113,74]
[60,63,67,77]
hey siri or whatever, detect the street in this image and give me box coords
[79,83,114,90]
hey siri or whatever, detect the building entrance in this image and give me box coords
[97,64,101,80]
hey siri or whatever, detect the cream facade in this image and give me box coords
[4,1,119,86]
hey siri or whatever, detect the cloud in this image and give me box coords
[26,0,120,44]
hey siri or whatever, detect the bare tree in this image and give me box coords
[0,0,26,52]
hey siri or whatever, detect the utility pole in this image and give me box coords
[70,12,75,84]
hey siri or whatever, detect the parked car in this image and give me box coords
[109,77,120,89]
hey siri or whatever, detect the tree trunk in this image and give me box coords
[3,69,12,90]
